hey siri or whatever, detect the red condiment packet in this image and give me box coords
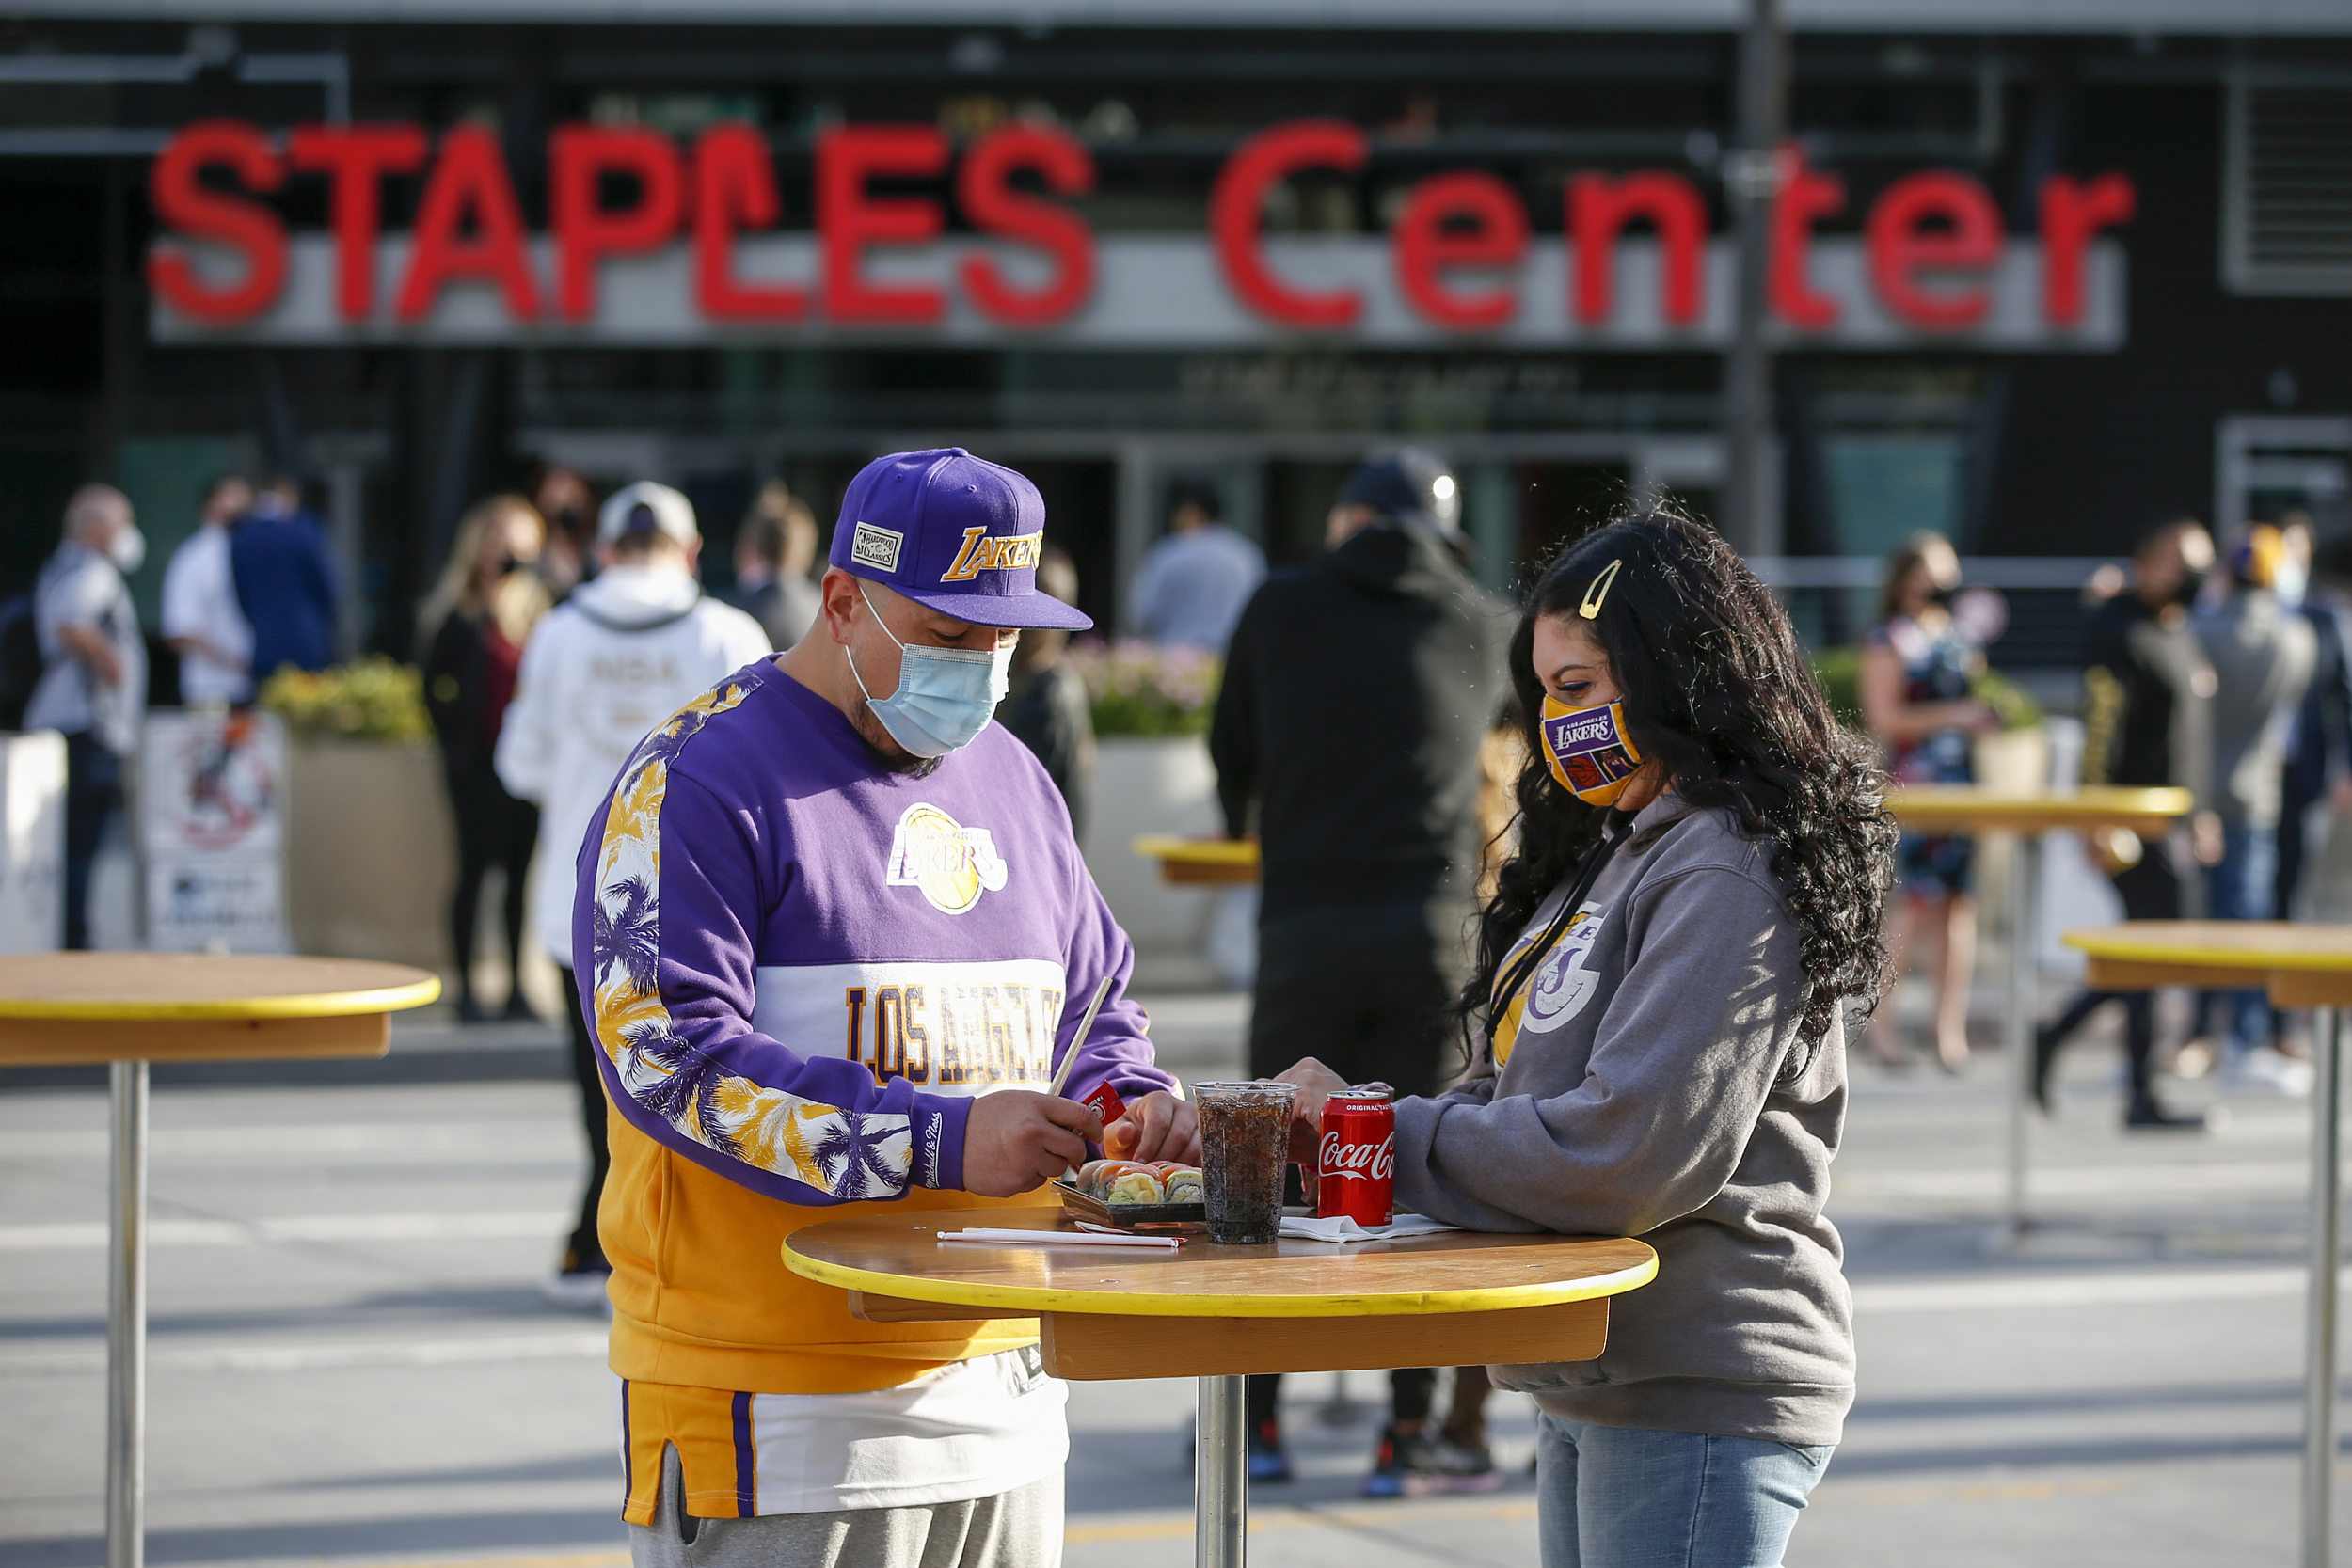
[1081,1082,1126,1126]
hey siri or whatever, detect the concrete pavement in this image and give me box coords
[1,993,2344,1567]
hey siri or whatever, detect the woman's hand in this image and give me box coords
[1101,1090,1200,1164]
[1273,1057,1359,1166]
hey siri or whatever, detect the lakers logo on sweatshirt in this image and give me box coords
[884,802,1009,914]
[1491,904,1606,1066]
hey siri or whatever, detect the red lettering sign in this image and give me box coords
[551,125,683,322]
[148,119,287,324]
[692,123,806,322]
[1210,119,1368,328]
[958,123,1096,327]
[1770,143,1845,328]
[1394,170,1528,330]
[396,126,539,322]
[1568,170,1708,325]
[2040,172,2136,327]
[1867,168,2004,329]
[818,124,948,325]
[288,124,427,321]
[144,119,2135,341]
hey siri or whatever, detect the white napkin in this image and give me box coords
[1276,1212,1459,1244]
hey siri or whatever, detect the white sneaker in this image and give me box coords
[2230,1049,2314,1098]
[542,1267,614,1312]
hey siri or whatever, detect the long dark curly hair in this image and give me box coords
[1458,508,1898,1054]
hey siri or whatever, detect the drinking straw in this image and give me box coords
[1046,975,1114,1099]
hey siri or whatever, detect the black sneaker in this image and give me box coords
[502,991,540,1022]
[2125,1097,2210,1132]
[1247,1417,1292,1482]
[544,1243,612,1310]
[1361,1424,1502,1497]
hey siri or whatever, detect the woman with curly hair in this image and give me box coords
[1278,510,1896,1568]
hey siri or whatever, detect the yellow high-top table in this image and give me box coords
[2065,922,2352,1568]
[1136,834,1261,886]
[789,1205,1656,1568]
[0,953,441,1568]
[1885,786,2195,1243]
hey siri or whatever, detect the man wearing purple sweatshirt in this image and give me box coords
[576,449,1196,1568]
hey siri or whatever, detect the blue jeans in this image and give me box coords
[2204,822,2279,1054]
[1535,1416,1833,1568]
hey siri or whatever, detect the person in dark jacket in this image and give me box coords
[2033,519,2217,1129]
[2276,515,2352,925]
[723,480,822,650]
[1209,450,1511,1495]
[230,474,339,683]
[997,546,1095,839]
[419,495,552,1022]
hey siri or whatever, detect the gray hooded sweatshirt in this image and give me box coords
[1392,793,1853,1448]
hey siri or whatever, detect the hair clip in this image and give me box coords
[1580,559,1624,620]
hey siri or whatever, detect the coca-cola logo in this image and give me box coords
[1319,1131,1395,1181]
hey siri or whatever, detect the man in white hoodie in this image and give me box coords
[496,480,772,1305]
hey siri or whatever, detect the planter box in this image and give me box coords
[1081,735,1222,956]
[285,738,454,970]
[0,731,64,952]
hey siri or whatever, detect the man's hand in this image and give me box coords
[1102,1090,1200,1164]
[2193,810,2225,868]
[961,1090,1104,1197]
[1273,1057,1357,1166]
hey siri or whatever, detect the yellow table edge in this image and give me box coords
[0,974,443,1022]
[783,1235,1659,1319]
[1132,835,1261,868]
[2061,930,2352,974]
[1884,785,2194,818]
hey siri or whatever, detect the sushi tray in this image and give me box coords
[1053,1159,1206,1229]
[1051,1180,1205,1229]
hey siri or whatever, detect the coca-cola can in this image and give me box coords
[1317,1090,1395,1227]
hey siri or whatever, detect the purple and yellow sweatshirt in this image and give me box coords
[572,660,1172,1515]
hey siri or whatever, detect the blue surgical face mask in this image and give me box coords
[844,584,1012,758]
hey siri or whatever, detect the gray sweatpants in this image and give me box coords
[628,1446,1063,1568]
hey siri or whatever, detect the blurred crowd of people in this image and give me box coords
[2,473,341,950]
[1859,515,2349,1129]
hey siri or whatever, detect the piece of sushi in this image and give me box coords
[1104,1168,1168,1205]
[1159,1167,1204,1203]
[1073,1160,1113,1194]
[1086,1159,1152,1198]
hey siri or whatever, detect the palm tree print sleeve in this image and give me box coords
[577,678,970,1205]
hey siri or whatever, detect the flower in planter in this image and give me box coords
[258,657,433,743]
[1061,638,1221,738]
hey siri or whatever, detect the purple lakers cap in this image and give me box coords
[828,448,1093,631]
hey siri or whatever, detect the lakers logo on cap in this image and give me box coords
[884,802,1009,914]
[941,527,1043,582]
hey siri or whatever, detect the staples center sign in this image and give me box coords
[148,118,2132,349]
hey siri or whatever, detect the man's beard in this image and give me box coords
[850,702,941,779]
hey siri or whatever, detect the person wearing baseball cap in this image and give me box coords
[570,448,1196,1567]
[496,479,773,1306]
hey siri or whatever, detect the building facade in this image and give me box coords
[4,1,2349,669]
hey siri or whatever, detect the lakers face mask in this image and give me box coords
[1539,697,1645,807]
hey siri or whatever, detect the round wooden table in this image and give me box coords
[788,1204,1656,1568]
[0,953,440,1568]
[2063,922,2352,1568]
[1884,786,2195,1243]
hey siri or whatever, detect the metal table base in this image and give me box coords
[1197,1375,1248,1566]
[2307,1006,2343,1568]
[106,1059,148,1568]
